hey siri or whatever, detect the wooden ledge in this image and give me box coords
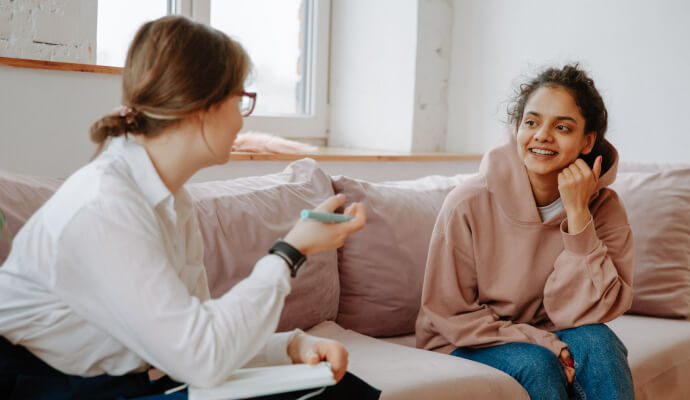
[0,57,122,74]
[229,147,482,162]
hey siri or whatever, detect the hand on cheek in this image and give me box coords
[558,156,602,233]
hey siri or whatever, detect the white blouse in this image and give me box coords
[0,137,296,388]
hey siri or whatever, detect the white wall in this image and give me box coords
[3,0,690,181]
[446,0,690,163]
[0,63,478,181]
[410,0,452,152]
[0,65,120,178]
[328,0,418,152]
[194,159,478,183]
[328,0,452,153]
[0,64,478,181]
[0,0,96,63]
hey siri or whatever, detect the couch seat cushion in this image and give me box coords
[608,315,690,400]
[379,315,690,400]
[306,321,528,400]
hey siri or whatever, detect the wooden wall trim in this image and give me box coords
[0,57,122,75]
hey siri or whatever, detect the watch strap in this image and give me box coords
[269,239,306,277]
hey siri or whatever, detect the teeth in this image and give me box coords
[531,148,556,155]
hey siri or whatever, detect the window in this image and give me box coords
[96,0,330,141]
[210,0,306,116]
[97,0,167,67]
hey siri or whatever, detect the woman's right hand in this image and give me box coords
[283,194,366,255]
[559,348,575,384]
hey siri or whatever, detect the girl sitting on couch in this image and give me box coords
[416,64,635,399]
[0,15,379,400]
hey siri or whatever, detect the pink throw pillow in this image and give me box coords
[332,174,470,337]
[188,158,339,331]
[612,164,690,319]
[0,170,63,264]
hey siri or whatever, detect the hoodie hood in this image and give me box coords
[479,130,619,225]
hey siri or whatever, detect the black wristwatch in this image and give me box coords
[268,239,306,278]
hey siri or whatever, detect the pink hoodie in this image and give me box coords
[416,132,634,356]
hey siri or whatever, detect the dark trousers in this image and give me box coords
[1,336,380,400]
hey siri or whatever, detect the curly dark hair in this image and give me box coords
[507,64,608,167]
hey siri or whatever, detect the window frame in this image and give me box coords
[174,0,330,141]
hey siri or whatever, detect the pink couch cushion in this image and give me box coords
[608,315,690,400]
[377,315,690,400]
[612,164,690,318]
[0,170,63,264]
[187,158,339,332]
[332,174,469,337]
[307,321,528,400]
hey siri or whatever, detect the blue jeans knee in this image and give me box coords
[556,324,634,400]
[452,342,569,400]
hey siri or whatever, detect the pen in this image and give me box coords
[301,209,354,223]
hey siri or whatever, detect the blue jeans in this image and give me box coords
[451,324,634,400]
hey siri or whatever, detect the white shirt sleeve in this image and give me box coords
[244,329,302,368]
[53,200,292,388]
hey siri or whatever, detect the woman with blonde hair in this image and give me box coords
[0,16,379,400]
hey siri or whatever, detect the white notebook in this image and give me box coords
[188,362,336,400]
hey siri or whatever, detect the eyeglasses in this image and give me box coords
[239,91,257,117]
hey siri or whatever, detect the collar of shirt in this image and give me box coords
[107,137,193,227]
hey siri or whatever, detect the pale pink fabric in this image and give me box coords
[0,169,63,264]
[232,132,317,154]
[381,315,690,400]
[187,158,339,332]
[612,163,690,318]
[608,315,690,400]
[417,134,634,356]
[307,321,529,400]
[332,174,469,337]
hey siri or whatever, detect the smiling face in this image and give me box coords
[516,85,596,184]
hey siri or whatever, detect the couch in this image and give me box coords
[1,158,689,399]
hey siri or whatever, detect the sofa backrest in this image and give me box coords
[2,160,689,339]
[187,158,340,332]
[331,174,470,337]
[0,169,63,264]
[332,163,690,337]
[613,163,690,319]
[0,159,340,332]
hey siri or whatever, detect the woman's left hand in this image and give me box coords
[558,156,602,233]
[287,332,348,382]
[558,348,576,384]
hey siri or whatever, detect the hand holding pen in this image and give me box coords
[283,194,366,255]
